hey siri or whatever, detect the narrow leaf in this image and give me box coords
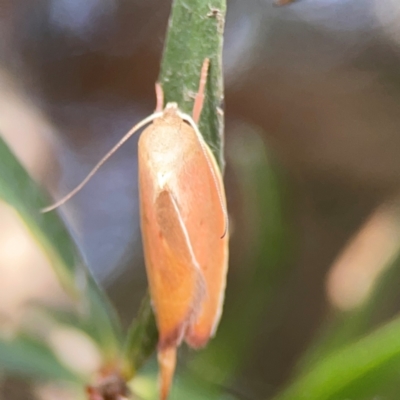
[0,135,121,357]
[123,294,158,378]
[0,335,81,383]
[160,0,226,167]
[273,316,400,400]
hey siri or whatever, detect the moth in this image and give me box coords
[274,0,297,5]
[43,59,229,400]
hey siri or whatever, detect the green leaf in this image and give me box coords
[296,252,400,376]
[125,0,226,374]
[0,135,121,358]
[290,203,400,393]
[273,316,400,400]
[0,140,77,295]
[277,230,400,400]
[291,205,400,396]
[123,293,158,378]
[159,0,226,167]
[0,335,81,383]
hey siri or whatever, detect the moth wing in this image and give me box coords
[140,187,205,349]
[177,135,229,348]
[142,187,206,400]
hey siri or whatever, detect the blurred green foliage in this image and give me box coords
[0,334,81,383]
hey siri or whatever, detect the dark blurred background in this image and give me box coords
[2,0,400,399]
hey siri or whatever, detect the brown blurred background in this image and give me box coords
[1,0,400,399]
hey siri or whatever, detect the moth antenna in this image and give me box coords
[192,58,210,124]
[41,112,162,213]
[155,82,164,113]
[177,111,228,239]
[187,58,228,237]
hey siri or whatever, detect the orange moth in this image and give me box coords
[274,0,296,5]
[43,59,229,400]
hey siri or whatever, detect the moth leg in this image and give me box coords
[192,58,210,124]
[158,347,177,400]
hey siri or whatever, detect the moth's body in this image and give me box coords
[139,104,228,353]
[138,103,228,399]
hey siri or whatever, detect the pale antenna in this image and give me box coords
[41,111,162,213]
[182,58,229,238]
